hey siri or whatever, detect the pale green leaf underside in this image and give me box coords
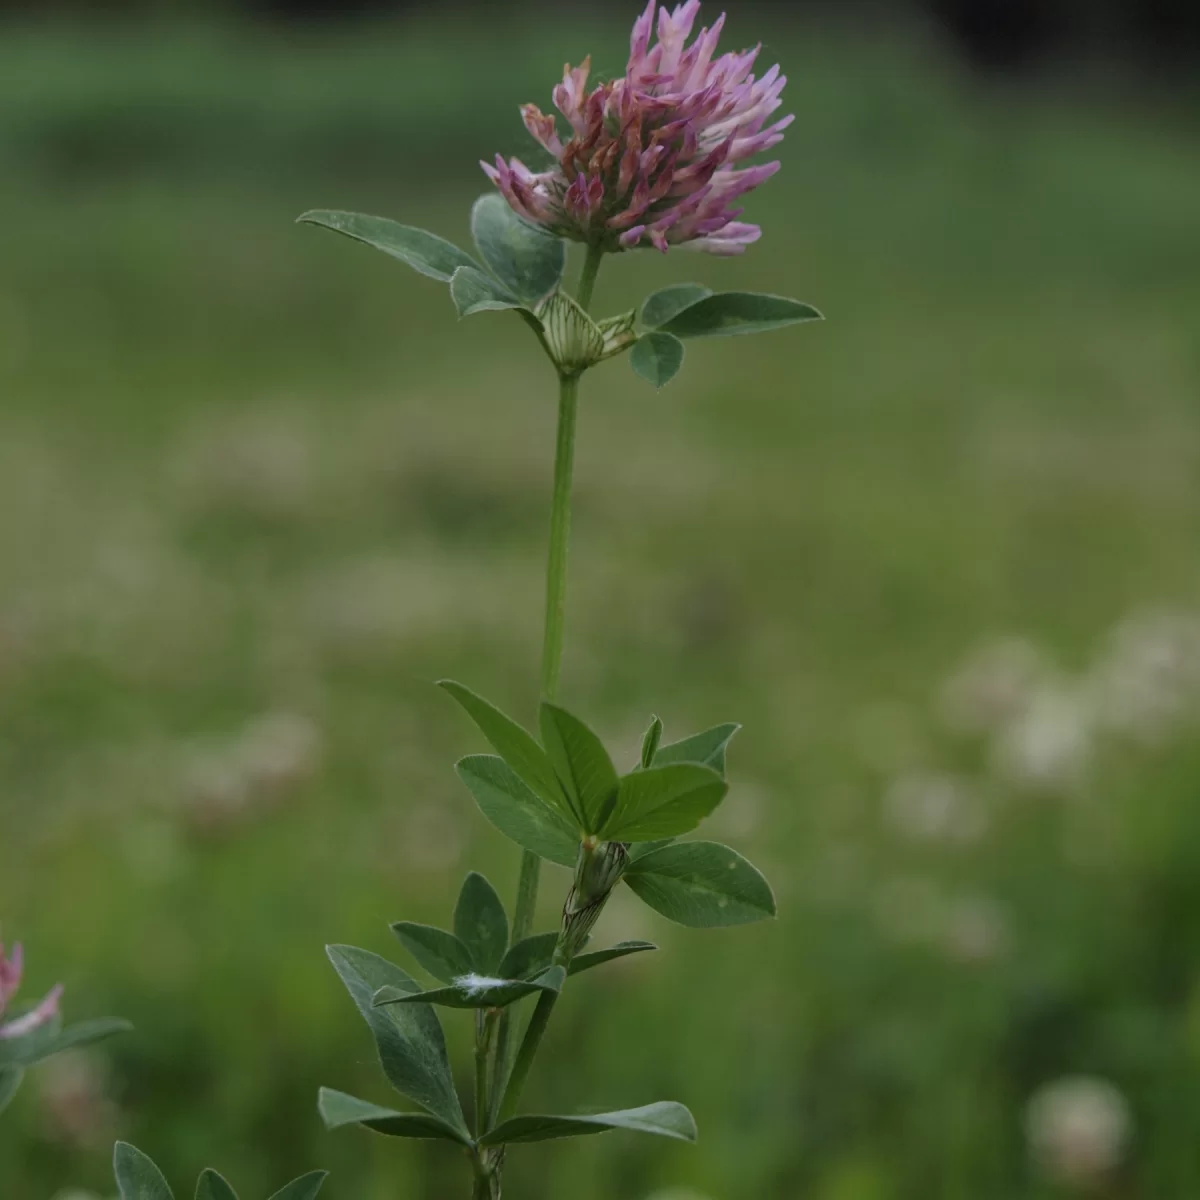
[480,1100,697,1147]
[604,762,728,841]
[641,283,713,328]
[471,193,566,304]
[631,332,685,388]
[113,1142,174,1200]
[325,944,467,1137]
[265,1172,328,1200]
[658,291,823,338]
[318,1086,467,1144]
[297,210,478,282]
[456,754,580,867]
[652,723,741,777]
[450,265,525,317]
[624,840,776,927]
[195,1169,239,1200]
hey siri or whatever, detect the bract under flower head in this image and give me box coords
[483,0,790,255]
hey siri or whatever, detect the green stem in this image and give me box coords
[488,242,605,1139]
[497,987,559,1124]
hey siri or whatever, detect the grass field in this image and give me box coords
[2,12,1200,1199]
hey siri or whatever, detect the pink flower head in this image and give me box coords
[0,941,63,1042]
[483,0,790,255]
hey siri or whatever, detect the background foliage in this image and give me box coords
[1,7,1200,1200]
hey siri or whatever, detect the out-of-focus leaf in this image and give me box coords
[0,1066,23,1115]
[266,1173,328,1200]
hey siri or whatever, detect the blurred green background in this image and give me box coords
[2,2,1200,1198]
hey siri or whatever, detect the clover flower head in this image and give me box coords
[483,0,790,255]
[0,941,63,1042]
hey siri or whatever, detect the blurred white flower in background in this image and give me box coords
[1025,1075,1132,1188]
[181,711,323,833]
[992,683,1094,791]
[941,894,1010,964]
[938,636,1049,735]
[884,772,987,845]
[1089,609,1200,742]
[35,1051,119,1149]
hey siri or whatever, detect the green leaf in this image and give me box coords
[453,872,509,975]
[538,703,619,834]
[373,966,565,1011]
[631,332,685,389]
[297,211,478,282]
[439,681,570,820]
[0,1065,23,1114]
[449,265,524,317]
[657,291,823,339]
[12,1016,133,1067]
[624,841,776,927]
[113,1143,174,1200]
[480,1101,697,1147]
[455,755,580,867]
[603,763,728,841]
[471,193,566,304]
[652,723,740,777]
[640,716,663,769]
[641,283,714,329]
[195,1170,239,1200]
[318,1087,466,1144]
[570,941,657,975]
[326,945,467,1137]
[498,932,559,981]
[266,1174,328,1200]
[390,923,475,985]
